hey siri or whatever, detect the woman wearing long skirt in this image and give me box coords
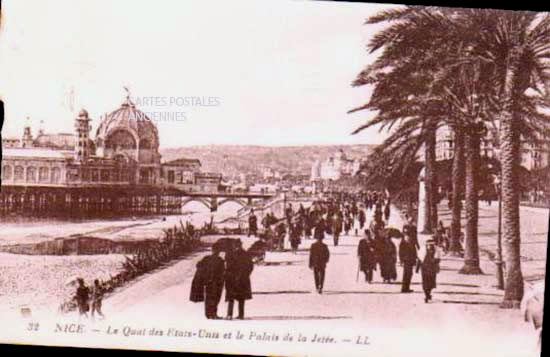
[416,240,440,303]
[380,237,397,283]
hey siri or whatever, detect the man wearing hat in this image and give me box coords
[225,239,254,319]
[190,245,225,319]
[309,232,330,293]
[399,232,418,293]
[357,230,376,283]
[416,239,440,303]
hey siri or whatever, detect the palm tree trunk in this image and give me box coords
[500,80,524,309]
[459,128,483,274]
[428,124,439,230]
[422,123,437,234]
[450,126,465,255]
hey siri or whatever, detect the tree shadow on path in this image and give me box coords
[262,261,304,266]
[253,290,311,295]
[245,315,352,321]
[440,300,500,306]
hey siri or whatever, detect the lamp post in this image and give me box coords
[493,157,505,290]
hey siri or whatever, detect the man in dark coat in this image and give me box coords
[225,240,254,319]
[285,204,294,226]
[399,233,418,293]
[384,201,391,222]
[190,245,225,319]
[314,216,326,241]
[358,209,366,230]
[417,240,440,303]
[402,218,420,249]
[75,278,90,319]
[332,213,343,246]
[289,222,301,254]
[357,230,375,283]
[309,235,330,293]
[248,210,258,237]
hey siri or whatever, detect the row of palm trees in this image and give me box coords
[349,6,550,308]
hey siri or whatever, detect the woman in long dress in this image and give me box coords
[380,237,397,283]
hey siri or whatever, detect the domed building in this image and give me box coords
[94,95,162,184]
[1,91,218,189]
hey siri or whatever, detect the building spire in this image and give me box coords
[38,119,45,136]
[122,86,135,107]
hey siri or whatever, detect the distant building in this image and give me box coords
[435,124,549,170]
[310,149,361,181]
[262,167,281,180]
[1,92,221,189]
[1,137,21,148]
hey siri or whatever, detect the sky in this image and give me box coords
[0,0,395,148]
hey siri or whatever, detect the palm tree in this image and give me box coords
[349,7,461,232]
[480,11,550,307]
[350,7,498,275]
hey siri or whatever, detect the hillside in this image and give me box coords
[160,144,375,177]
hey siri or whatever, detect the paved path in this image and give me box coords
[83,205,540,357]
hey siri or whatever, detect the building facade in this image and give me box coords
[1,95,222,190]
[1,93,222,217]
[310,149,361,181]
[435,124,549,170]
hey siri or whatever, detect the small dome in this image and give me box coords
[78,109,89,118]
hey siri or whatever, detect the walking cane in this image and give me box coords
[356,258,360,282]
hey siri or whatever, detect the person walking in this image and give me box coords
[380,237,397,283]
[90,279,105,320]
[190,245,225,319]
[225,240,254,320]
[285,204,294,227]
[314,216,326,242]
[344,214,352,236]
[384,200,391,222]
[332,213,343,246]
[248,209,258,237]
[357,230,376,283]
[75,278,90,319]
[358,209,366,230]
[289,222,301,254]
[416,240,440,303]
[399,233,418,293]
[309,235,330,293]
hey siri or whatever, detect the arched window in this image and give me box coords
[2,165,12,181]
[101,170,110,182]
[39,167,50,182]
[26,166,37,182]
[14,166,24,182]
[51,167,61,183]
[111,169,120,182]
[139,138,151,149]
[106,130,136,150]
[81,168,90,182]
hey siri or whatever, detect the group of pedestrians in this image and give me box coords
[190,239,254,320]
[356,209,440,303]
[192,189,442,320]
[74,278,106,320]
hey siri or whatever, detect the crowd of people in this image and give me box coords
[190,190,447,320]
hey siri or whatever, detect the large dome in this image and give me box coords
[95,96,159,150]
